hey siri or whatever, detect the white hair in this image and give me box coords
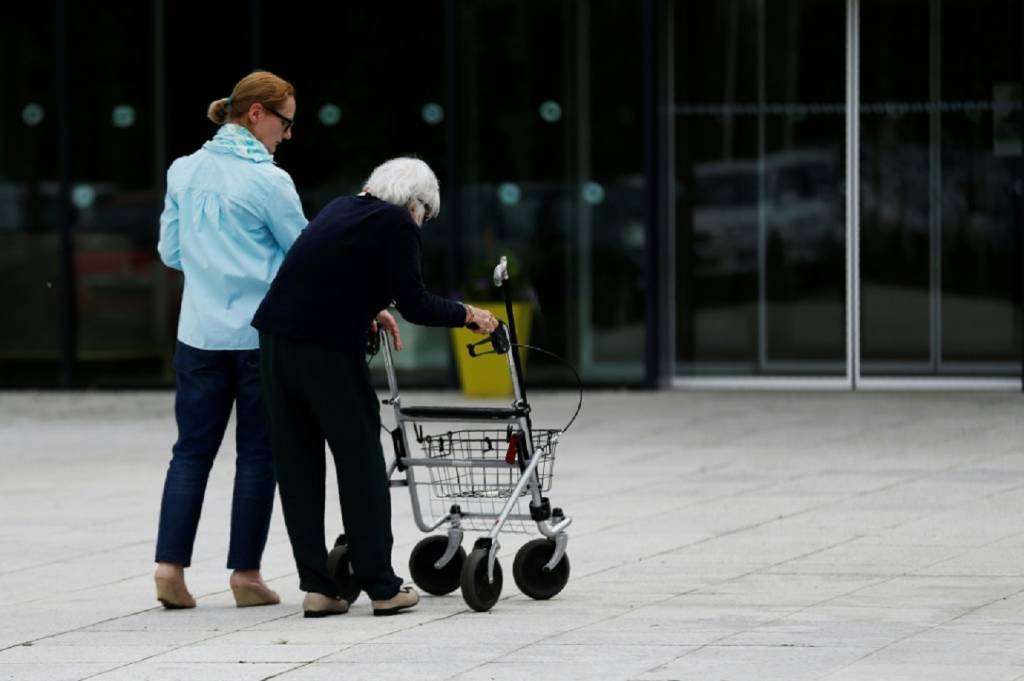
[363,157,440,223]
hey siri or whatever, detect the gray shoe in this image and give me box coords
[372,586,420,616]
[302,592,349,618]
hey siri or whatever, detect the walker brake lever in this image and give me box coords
[466,321,509,357]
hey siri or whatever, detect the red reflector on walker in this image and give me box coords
[505,433,519,465]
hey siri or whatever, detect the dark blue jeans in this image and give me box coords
[155,341,275,569]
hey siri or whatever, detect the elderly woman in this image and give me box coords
[252,157,497,617]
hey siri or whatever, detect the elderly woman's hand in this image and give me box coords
[373,310,403,351]
[464,304,499,335]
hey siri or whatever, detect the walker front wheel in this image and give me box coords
[512,539,570,600]
[460,548,503,612]
[326,534,361,604]
[409,535,466,596]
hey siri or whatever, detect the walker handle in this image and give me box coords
[466,321,510,357]
[493,256,509,288]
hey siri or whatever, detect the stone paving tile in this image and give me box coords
[0,663,117,681]
[681,573,882,608]
[272,661,455,681]
[148,642,341,664]
[85,661,299,680]
[0,644,168,664]
[823,575,1024,610]
[34,631,208,647]
[822,662,1024,681]
[763,540,964,576]
[318,642,498,664]
[862,625,1024,666]
[629,645,886,681]
[722,605,942,648]
[3,390,1024,681]
[916,543,1024,578]
[450,643,694,681]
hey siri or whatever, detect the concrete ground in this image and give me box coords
[1,389,1024,681]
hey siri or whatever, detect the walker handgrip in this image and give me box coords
[492,321,510,353]
[465,321,509,357]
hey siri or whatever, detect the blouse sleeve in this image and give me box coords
[157,189,182,271]
[262,169,307,252]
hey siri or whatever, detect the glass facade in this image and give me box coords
[1,1,1021,388]
[2,6,63,383]
[674,0,848,376]
[672,0,1022,383]
[860,0,1023,376]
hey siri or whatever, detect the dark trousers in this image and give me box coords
[155,341,275,569]
[259,331,402,600]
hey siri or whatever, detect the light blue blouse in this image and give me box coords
[158,124,306,350]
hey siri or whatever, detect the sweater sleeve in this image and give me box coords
[389,221,466,327]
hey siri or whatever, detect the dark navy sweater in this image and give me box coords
[252,194,465,353]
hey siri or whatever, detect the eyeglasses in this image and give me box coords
[263,105,294,134]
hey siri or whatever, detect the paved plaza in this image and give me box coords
[1,388,1024,680]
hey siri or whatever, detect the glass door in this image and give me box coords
[674,0,848,378]
[859,0,1023,378]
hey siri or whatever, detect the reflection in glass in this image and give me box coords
[0,5,62,385]
[460,1,645,382]
[860,0,1023,375]
[675,0,847,376]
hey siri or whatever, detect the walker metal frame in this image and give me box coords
[380,256,572,611]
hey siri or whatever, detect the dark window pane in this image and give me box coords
[0,6,63,384]
[675,0,847,376]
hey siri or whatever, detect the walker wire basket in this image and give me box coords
[417,427,558,501]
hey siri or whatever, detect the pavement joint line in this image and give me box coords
[74,608,308,681]
[630,512,1024,679]
[257,606,475,681]
[564,442,1022,550]
[0,605,164,655]
[558,476,787,538]
[3,568,300,608]
[816,582,1024,680]
[439,588,709,681]
[4,463,1017,647]
[0,569,300,650]
[628,537,895,676]
[73,589,491,679]
[0,540,155,578]
[854,479,1024,545]
[544,461,735,508]
[457,535,874,680]
[5,392,1024,678]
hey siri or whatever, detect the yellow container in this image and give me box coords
[451,301,533,397]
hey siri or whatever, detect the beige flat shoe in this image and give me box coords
[231,583,281,607]
[371,586,419,616]
[302,592,349,618]
[154,575,196,609]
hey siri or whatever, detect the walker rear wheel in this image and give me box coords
[409,535,466,596]
[460,548,503,612]
[512,539,570,600]
[326,534,361,604]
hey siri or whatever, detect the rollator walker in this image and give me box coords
[328,256,574,612]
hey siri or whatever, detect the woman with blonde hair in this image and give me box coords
[154,70,306,609]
